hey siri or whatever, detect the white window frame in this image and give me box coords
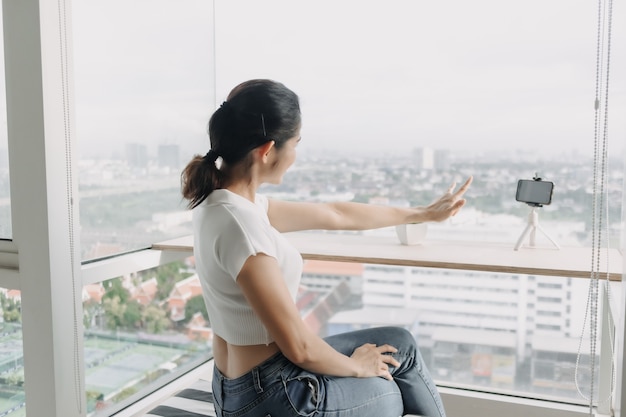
[2,0,85,416]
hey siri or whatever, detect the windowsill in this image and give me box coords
[114,360,214,417]
[437,385,596,417]
[153,231,623,280]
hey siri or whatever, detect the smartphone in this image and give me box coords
[515,179,554,206]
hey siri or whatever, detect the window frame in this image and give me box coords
[3,1,85,416]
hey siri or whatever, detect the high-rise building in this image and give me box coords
[125,142,148,168]
[361,263,594,393]
[414,147,434,171]
[414,147,451,172]
[434,149,451,171]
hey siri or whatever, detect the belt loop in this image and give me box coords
[252,367,263,394]
[220,372,225,407]
[219,371,225,406]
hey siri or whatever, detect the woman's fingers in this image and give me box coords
[382,353,401,368]
[453,176,473,197]
[447,176,473,197]
[376,344,401,367]
[373,344,401,377]
[439,176,472,217]
[352,343,401,380]
[376,343,398,354]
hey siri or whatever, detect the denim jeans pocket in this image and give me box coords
[282,373,320,416]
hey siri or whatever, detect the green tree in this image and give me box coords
[102,296,126,330]
[123,300,143,329]
[149,261,193,300]
[5,369,24,387]
[142,304,170,334]
[83,299,100,329]
[2,297,21,323]
[103,278,130,304]
[184,295,208,323]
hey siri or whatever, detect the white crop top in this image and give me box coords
[193,189,303,345]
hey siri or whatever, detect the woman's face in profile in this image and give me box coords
[266,133,301,185]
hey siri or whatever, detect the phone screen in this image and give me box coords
[516,179,554,205]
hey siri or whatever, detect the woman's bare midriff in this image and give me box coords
[213,334,281,379]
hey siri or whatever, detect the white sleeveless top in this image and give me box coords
[193,189,303,345]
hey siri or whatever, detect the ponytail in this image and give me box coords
[181,153,224,209]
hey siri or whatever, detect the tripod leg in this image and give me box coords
[536,224,560,249]
[514,224,533,251]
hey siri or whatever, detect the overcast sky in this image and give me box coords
[69,0,626,160]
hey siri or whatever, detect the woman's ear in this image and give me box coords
[257,141,275,162]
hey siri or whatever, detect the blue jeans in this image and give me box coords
[212,327,446,417]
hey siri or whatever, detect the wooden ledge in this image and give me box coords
[152,232,623,281]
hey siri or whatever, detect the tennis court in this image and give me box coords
[85,341,182,396]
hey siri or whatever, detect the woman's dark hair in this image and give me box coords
[181,79,301,209]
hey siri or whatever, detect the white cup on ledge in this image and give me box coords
[395,223,428,245]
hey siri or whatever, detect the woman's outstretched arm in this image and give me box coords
[267,176,472,233]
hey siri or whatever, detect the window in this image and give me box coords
[0,7,10,240]
[69,0,621,410]
[215,0,625,247]
[538,283,562,289]
[211,0,626,403]
[70,0,217,414]
[72,0,216,261]
[0,288,24,414]
[83,259,211,415]
[323,263,604,404]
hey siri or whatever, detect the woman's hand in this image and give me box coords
[350,343,401,381]
[421,176,473,223]
[267,175,473,232]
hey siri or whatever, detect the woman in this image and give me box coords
[181,79,472,417]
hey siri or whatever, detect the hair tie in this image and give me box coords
[204,149,220,164]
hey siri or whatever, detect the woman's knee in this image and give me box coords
[324,326,420,357]
[380,326,418,351]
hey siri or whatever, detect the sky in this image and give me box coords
[64,0,626,160]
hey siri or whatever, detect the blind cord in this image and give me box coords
[574,0,614,414]
[57,0,84,413]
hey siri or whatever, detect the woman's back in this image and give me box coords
[212,334,280,379]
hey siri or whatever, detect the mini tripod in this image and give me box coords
[514,206,560,251]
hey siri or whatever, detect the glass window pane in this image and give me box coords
[211,0,623,405]
[217,0,626,247]
[301,260,602,405]
[0,287,25,416]
[84,258,211,415]
[0,6,12,240]
[72,0,215,261]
